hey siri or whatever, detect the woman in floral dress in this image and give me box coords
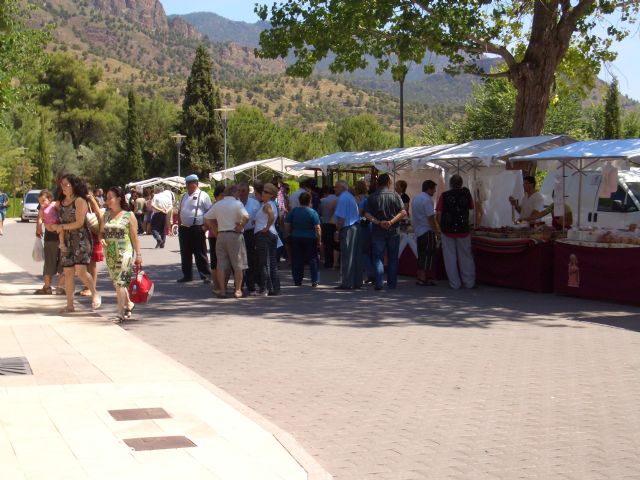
[100,186,142,322]
[53,174,101,313]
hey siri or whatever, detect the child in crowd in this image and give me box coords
[34,190,65,295]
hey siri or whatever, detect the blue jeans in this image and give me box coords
[372,230,400,289]
[291,237,319,285]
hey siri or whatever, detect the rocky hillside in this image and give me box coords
[32,0,460,134]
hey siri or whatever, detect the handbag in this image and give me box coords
[86,211,99,235]
[32,237,45,262]
[128,266,154,304]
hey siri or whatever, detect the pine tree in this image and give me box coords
[181,44,223,175]
[34,113,52,188]
[603,77,621,140]
[125,90,144,182]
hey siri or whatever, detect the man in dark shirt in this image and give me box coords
[365,173,407,290]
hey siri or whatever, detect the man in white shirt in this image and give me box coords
[412,180,439,286]
[510,175,544,223]
[238,182,260,295]
[289,178,315,210]
[204,184,250,299]
[177,174,213,283]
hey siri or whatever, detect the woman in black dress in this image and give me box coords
[53,174,101,313]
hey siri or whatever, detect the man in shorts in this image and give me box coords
[204,185,249,299]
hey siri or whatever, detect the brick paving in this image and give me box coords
[6,222,640,479]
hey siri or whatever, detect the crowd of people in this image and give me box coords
[29,169,482,320]
[174,171,477,298]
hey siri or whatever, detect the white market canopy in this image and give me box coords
[512,139,640,229]
[292,145,454,174]
[126,176,209,191]
[511,139,640,168]
[209,157,310,182]
[419,135,576,172]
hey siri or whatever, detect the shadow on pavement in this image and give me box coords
[118,263,640,333]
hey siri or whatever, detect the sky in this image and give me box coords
[160,0,640,101]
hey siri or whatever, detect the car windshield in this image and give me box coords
[627,182,640,203]
[25,193,39,204]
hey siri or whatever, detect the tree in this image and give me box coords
[180,45,223,175]
[125,90,145,182]
[34,113,52,188]
[603,77,621,140]
[0,1,49,116]
[39,53,122,149]
[455,78,587,142]
[256,1,638,138]
[336,114,396,151]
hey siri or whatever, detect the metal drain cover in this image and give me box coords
[124,436,197,451]
[0,357,33,376]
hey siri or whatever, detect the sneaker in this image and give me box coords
[248,291,260,297]
[312,282,318,288]
[176,277,193,283]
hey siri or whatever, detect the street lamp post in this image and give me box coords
[214,107,235,184]
[172,133,186,178]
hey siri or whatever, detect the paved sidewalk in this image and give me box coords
[0,254,326,480]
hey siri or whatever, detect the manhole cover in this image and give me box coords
[109,408,171,421]
[123,436,197,451]
[0,357,32,376]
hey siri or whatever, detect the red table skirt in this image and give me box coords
[554,241,640,306]
[397,245,447,280]
[472,238,554,293]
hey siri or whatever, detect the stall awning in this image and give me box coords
[293,145,454,173]
[209,157,310,181]
[125,176,209,191]
[511,139,640,168]
[420,135,576,172]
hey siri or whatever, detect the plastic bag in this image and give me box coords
[32,237,45,262]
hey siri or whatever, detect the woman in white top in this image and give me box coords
[254,183,281,296]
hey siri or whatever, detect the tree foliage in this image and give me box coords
[256,0,639,137]
[603,77,621,140]
[454,78,586,142]
[181,44,223,175]
[0,1,49,116]
[34,112,52,189]
[124,90,145,182]
[336,113,396,151]
[40,53,122,149]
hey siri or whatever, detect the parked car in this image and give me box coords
[541,167,640,229]
[21,189,42,222]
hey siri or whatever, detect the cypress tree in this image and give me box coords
[125,90,145,182]
[34,112,52,188]
[181,44,223,175]
[603,77,621,140]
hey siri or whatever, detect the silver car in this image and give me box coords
[21,190,42,222]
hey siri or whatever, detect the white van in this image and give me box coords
[21,189,42,222]
[541,168,640,229]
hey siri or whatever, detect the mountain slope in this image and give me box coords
[34,0,460,134]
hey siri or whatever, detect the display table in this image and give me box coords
[471,236,554,293]
[554,240,640,305]
[397,232,418,277]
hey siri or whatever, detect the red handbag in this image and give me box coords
[129,267,154,304]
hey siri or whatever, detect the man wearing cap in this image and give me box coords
[177,174,212,283]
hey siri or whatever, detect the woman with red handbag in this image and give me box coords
[99,186,142,322]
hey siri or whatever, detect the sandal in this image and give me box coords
[112,315,124,324]
[91,294,102,310]
[34,287,53,295]
[234,291,243,299]
[415,280,429,286]
[124,304,135,320]
[55,288,66,295]
[59,306,75,314]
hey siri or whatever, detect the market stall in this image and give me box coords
[209,157,311,182]
[514,139,640,304]
[404,136,576,289]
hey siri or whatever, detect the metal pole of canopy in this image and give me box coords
[577,158,583,229]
